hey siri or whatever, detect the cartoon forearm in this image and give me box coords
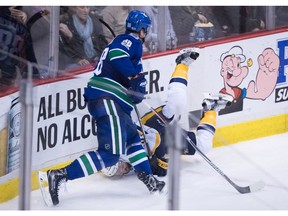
[246,48,280,100]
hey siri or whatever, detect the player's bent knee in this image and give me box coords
[97,148,120,168]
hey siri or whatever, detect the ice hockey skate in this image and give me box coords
[175,47,200,66]
[202,93,233,112]
[38,171,53,206]
[38,168,68,206]
[137,171,166,193]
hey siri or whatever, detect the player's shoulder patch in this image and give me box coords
[121,39,133,50]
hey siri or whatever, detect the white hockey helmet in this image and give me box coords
[101,160,132,177]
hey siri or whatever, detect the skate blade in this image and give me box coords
[159,184,168,195]
[179,47,200,54]
[203,92,233,102]
[38,171,53,207]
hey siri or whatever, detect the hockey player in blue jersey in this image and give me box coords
[43,10,167,206]
[101,48,232,177]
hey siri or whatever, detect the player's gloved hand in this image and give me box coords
[149,155,168,177]
[127,74,147,104]
[182,131,197,155]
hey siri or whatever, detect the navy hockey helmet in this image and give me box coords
[126,10,151,34]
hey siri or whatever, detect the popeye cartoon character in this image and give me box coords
[218,46,280,115]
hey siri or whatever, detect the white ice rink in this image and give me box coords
[1,132,288,212]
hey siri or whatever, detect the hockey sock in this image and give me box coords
[65,149,119,180]
[126,142,152,175]
[195,111,216,154]
[199,110,216,129]
[169,64,189,86]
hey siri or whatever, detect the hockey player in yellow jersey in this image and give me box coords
[101,47,232,177]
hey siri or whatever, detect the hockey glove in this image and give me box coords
[127,74,147,104]
[182,131,197,155]
[149,155,168,177]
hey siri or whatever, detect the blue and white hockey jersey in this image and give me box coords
[84,33,144,114]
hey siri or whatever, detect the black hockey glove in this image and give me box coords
[182,131,197,155]
[127,74,147,104]
[149,155,168,177]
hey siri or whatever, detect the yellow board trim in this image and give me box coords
[0,162,71,203]
[213,113,288,148]
[1,113,288,203]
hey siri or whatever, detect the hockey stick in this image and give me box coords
[99,18,116,38]
[134,105,152,158]
[142,101,265,194]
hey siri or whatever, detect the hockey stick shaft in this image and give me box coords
[142,101,264,194]
[99,18,116,38]
[134,105,152,158]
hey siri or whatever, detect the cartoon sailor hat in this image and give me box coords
[220,46,246,63]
